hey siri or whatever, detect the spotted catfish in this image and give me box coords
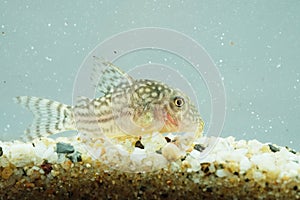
[14,57,204,141]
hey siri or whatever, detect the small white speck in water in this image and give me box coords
[45,56,52,61]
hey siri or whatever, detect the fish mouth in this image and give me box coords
[160,114,204,136]
[159,113,179,133]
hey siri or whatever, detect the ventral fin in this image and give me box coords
[91,56,134,95]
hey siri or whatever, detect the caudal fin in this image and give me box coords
[14,96,76,141]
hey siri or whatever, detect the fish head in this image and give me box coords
[131,80,204,137]
[160,88,204,137]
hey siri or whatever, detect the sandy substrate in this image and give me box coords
[0,136,299,200]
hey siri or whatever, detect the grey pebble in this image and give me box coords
[67,151,82,163]
[56,142,75,154]
[268,144,280,153]
[194,144,205,152]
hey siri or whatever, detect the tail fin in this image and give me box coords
[14,96,76,141]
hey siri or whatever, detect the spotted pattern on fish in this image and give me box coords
[15,57,204,141]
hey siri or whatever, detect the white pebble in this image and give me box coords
[162,143,184,161]
[216,169,230,177]
[239,157,252,173]
[251,153,277,172]
[9,144,35,167]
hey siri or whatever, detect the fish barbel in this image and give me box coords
[14,58,204,141]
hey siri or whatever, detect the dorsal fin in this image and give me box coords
[91,56,134,95]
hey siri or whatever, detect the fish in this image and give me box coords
[14,57,204,143]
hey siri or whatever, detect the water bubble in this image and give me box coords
[276,64,281,68]
[45,56,52,62]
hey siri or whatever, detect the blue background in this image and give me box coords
[1,1,299,150]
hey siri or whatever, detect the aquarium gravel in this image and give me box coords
[0,136,299,200]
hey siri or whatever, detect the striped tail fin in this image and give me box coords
[14,96,76,141]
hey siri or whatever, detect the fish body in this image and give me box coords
[15,58,204,142]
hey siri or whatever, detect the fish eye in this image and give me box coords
[174,96,185,107]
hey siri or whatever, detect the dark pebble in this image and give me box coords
[156,149,162,154]
[285,146,297,154]
[268,144,280,153]
[41,161,53,174]
[56,142,75,154]
[135,140,144,149]
[164,137,171,143]
[201,163,211,174]
[194,144,205,152]
[0,146,3,157]
[66,151,82,163]
[139,186,147,192]
[181,156,187,161]
[160,193,168,198]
